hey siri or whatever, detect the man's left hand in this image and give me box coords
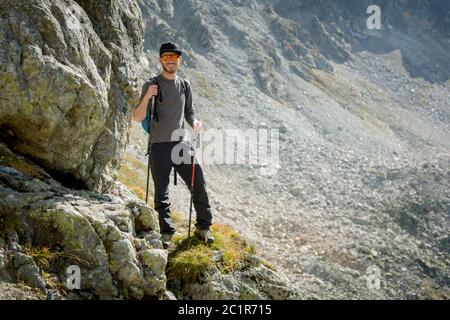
[193,120,203,132]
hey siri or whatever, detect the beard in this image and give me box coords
[162,63,178,74]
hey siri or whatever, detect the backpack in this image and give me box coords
[140,76,190,134]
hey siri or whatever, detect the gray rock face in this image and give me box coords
[0,0,146,192]
[139,249,168,295]
[0,144,165,299]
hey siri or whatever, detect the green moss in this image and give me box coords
[260,259,276,271]
[171,234,185,246]
[0,215,18,238]
[118,287,129,299]
[210,224,256,272]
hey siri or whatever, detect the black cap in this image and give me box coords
[159,41,182,56]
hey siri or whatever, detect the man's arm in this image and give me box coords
[184,80,197,128]
[133,81,155,122]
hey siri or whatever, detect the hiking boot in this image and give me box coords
[194,228,214,244]
[160,233,173,249]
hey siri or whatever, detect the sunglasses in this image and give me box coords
[161,54,180,62]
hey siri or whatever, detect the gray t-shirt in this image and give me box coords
[139,74,195,143]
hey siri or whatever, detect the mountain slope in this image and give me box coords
[127,0,450,299]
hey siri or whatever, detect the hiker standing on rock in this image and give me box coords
[133,42,214,248]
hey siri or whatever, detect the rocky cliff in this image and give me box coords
[0,0,146,192]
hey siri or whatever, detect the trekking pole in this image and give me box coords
[145,79,158,204]
[187,131,199,239]
[145,95,154,204]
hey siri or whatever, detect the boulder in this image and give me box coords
[0,0,146,192]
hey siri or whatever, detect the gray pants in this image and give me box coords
[150,141,212,234]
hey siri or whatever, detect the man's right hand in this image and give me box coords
[134,84,158,122]
[146,85,158,99]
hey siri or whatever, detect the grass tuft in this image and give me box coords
[167,238,214,283]
[167,223,257,285]
[23,243,89,269]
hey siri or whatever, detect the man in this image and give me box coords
[133,41,214,249]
